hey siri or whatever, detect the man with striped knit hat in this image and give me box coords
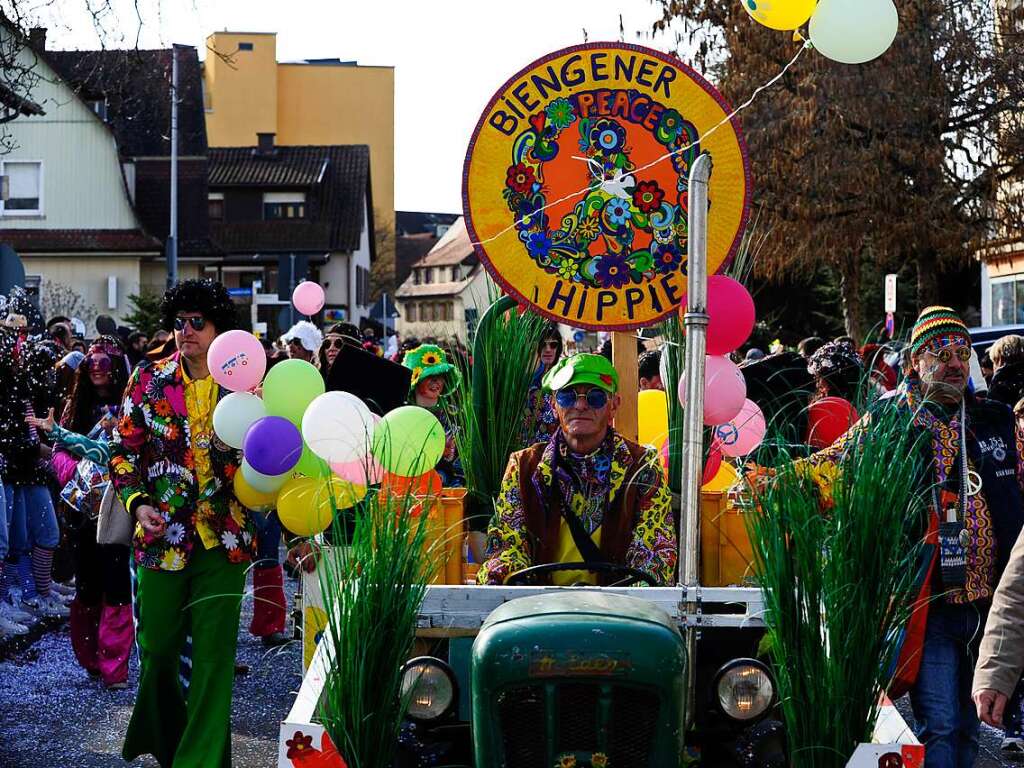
[800,306,1024,767]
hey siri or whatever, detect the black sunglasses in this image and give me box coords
[173,316,206,332]
[555,387,608,410]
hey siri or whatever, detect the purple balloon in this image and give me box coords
[243,416,302,476]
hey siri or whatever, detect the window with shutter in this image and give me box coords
[1,161,42,214]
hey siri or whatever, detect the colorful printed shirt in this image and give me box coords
[797,379,1023,605]
[110,353,256,572]
[181,364,220,549]
[479,430,677,585]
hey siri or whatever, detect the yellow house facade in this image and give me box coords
[202,31,394,254]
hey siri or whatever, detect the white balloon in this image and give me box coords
[301,391,375,464]
[241,459,289,493]
[213,392,267,449]
[809,0,898,65]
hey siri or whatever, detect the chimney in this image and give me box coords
[28,27,46,51]
[256,132,276,156]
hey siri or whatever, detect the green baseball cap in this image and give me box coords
[542,353,619,394]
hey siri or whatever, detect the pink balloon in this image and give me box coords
[678,355,747,426]
[292,281,326,316]
[331,455,384,486]
[705,275,755,356]
[206,330,267,392]
[714,399,766,458]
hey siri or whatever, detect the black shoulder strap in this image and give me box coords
[548,445,622,565]
[560,500,604,564]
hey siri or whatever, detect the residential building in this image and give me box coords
[207,139,374,334]
[202,31,394,262]
[395,217,490,344]
[978,0,1024,325]
[395,210,459,287]
[0,29,210,325]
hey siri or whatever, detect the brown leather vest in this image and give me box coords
[515,434,653,586]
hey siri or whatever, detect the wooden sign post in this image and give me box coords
[612,331,639,442]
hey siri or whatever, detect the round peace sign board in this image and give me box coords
[463,43,751,330]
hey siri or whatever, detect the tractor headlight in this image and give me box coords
[400,657,456,722]
[714,659,774,722]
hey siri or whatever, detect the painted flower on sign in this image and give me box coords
[595,252,631,289]
[606,200,632,227]
[527,232,555,260]
[633,180,665,213]
[506,163,536,195]
[653,243,683,274]
[589,119,626,154]
[546,97,576,130]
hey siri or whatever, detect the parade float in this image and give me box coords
[265,4,923,765]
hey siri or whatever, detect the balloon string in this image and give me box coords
[468,40,811,248]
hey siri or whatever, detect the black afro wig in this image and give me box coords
[160,278,239,334]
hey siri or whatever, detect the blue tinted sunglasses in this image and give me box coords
[555,387,609,410]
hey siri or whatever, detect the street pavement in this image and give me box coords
[0,573,303,768]
[895,696,1011,768]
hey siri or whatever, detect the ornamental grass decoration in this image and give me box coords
[452,292,548,528]
[314,450,434,768]
[745,405,927,768]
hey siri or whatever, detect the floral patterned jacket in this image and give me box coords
[109,353,257,571]
[479,431,677,585]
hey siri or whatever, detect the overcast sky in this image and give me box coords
[43,0,681,214]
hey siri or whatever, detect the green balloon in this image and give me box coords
[295,441,330,478]
[372,405,445,477]
[263,359,325,426]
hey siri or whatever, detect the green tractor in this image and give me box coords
[392,578,779,768]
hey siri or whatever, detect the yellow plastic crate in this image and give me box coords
[700,490,756,587]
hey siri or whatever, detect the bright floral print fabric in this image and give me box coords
[796,377,1011,605]
[479,431,676,585]
[110,353,256,571]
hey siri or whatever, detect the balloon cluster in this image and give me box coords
[206,285,445,537]
[675,276,766,488]
[742,0,899,65]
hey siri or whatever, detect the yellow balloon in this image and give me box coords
[233,469,279,512]
[741,0,817,31]
[703,461,739,493]
[277,475,367,536]
[637,389,669,448]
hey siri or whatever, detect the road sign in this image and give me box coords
[885,274,897,313]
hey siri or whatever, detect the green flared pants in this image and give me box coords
[122,545,247,768]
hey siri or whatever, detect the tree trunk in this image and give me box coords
[916,253,940,310]
[839,262,864,341]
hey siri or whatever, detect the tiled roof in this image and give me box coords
[45,47,207,158]
[395,210,459,236]
[208,145,370,254]
[396,232,438,286]
[416,217,475,267]
[0,229,161,252]
[209,150,329,187]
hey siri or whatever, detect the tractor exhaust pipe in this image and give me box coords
[679,152,712,728]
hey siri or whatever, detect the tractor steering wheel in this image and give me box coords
[503,561,658,587]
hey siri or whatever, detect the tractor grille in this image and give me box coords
[498,685,546,765]
[496,683,660,768]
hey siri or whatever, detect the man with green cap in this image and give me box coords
[478,353,677,586]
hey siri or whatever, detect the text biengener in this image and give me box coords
[488,52,677,137]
